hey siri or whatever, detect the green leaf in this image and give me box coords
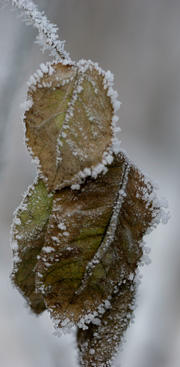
[11,179,53,314]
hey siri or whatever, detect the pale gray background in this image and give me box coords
[0,1,179,366]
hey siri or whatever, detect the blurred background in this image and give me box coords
[0,0,180,366]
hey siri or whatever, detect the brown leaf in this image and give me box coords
[25,61,114,191]
[11,151,162,367]
[35,153,125,326]
[35,152,159,329]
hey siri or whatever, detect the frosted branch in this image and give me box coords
[4,0,71,61]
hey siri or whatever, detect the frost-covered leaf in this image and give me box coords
[11,179,53,314]
[77,280,135,367]
[10,151,163,367]
[25,61,117,191]
[35,152,160,330]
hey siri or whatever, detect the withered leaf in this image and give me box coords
[34,152,159,330]
[25,61,114,191]
[11,179,53,314]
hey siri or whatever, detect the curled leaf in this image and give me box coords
[25,61,117,191]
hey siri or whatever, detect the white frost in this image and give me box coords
[57,222,66,230]
[42,246,55,253]
[71,184,80,190]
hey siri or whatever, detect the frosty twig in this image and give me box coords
[6,0,70,61]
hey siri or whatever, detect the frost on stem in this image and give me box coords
[5,0,70,61]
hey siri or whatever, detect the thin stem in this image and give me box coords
[5,0,71,61]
